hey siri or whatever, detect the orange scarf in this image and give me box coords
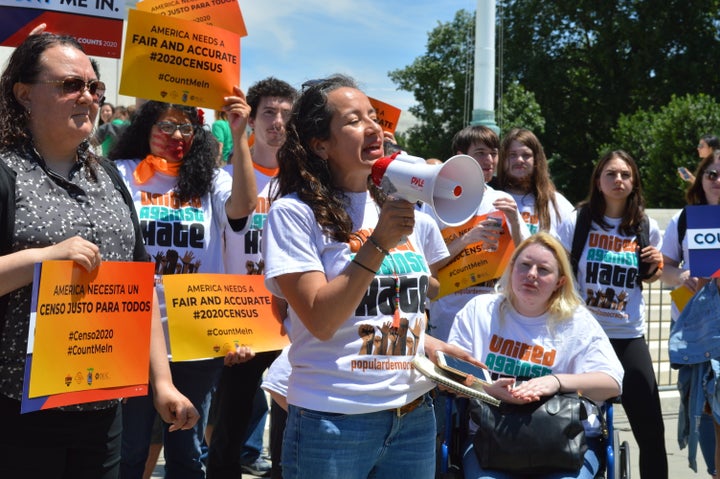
[133,154,182,184]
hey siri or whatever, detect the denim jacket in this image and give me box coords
[670,280,720,473]
[669,280,720,366]
[676,363,711,472]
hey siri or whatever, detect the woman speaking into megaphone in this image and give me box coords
[261,74,482,479]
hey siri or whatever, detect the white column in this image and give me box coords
[471,0,499,132]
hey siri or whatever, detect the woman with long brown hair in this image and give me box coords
[556,150,667,479]
[497,128,574,236]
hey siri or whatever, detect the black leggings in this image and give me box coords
[270,399,287,479]
[206,350,278,478]
[611,337,668,479]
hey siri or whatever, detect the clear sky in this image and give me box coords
[0,1,477,131]
[239,0,476,131]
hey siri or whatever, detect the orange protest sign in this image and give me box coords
[163,274,289,361]
[120,9,240,110]
[368,97,402,134]
[436,213,515,299]
[27,261,155,399]
[136,0,247,37]
[670,284,694,313]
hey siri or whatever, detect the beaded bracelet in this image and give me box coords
[368,235,390,256]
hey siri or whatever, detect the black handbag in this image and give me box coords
[469,392,592,474]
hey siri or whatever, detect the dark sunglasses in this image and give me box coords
[301,78,330,92]
[703,169,719,181]
[37,77,106,101]
[155,121,194,137]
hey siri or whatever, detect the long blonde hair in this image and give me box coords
[496,232,582,328]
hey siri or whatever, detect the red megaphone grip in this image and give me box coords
[370,152,400,186]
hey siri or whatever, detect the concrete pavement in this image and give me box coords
[614,389,710,479]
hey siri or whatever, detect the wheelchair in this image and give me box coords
[439,395,631,479]
[604,398,631,479]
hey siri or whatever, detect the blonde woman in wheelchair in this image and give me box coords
[448,233,623,479]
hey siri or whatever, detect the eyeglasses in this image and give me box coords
[703,169,719,181]
[37,77,106,102]
[155,121,194,137]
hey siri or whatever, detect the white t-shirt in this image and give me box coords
[116,159,232,355]
[449,294,623,385]
[555,213,662,338]
[222,163,276,275]
[448,293,624,435]
[428,186,531,342]
[509,190,575,236]
[262,191,449,414]
[262,345,291,398]
[660,209,690,320]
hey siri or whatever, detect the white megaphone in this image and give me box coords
[370,152,484,226]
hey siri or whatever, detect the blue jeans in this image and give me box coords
[462,436,603,479]
[281,393,436,479]
[121,358,223,479]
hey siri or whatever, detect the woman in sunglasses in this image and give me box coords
[662,149,720,479]
[108,97,257,477]
[0,33,198,477]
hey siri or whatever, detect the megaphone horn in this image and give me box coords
[370,153,485,226]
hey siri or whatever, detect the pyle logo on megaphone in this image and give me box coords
[371,152,484,226]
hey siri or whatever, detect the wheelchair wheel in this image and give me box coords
[619,440,631,478]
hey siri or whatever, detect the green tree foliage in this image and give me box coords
[605,93,720,208]
[389,10,475,160]
[500,0,720,203]
[392,2,720,204]
[390,10,546,161]
[498,81,545,137]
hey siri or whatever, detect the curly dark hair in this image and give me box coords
[579,149,646,236]
[246,77,298,119]
[273,74,383,242]
[0,33,85,149]
[109,101,217,202]
[0,33,103,179]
